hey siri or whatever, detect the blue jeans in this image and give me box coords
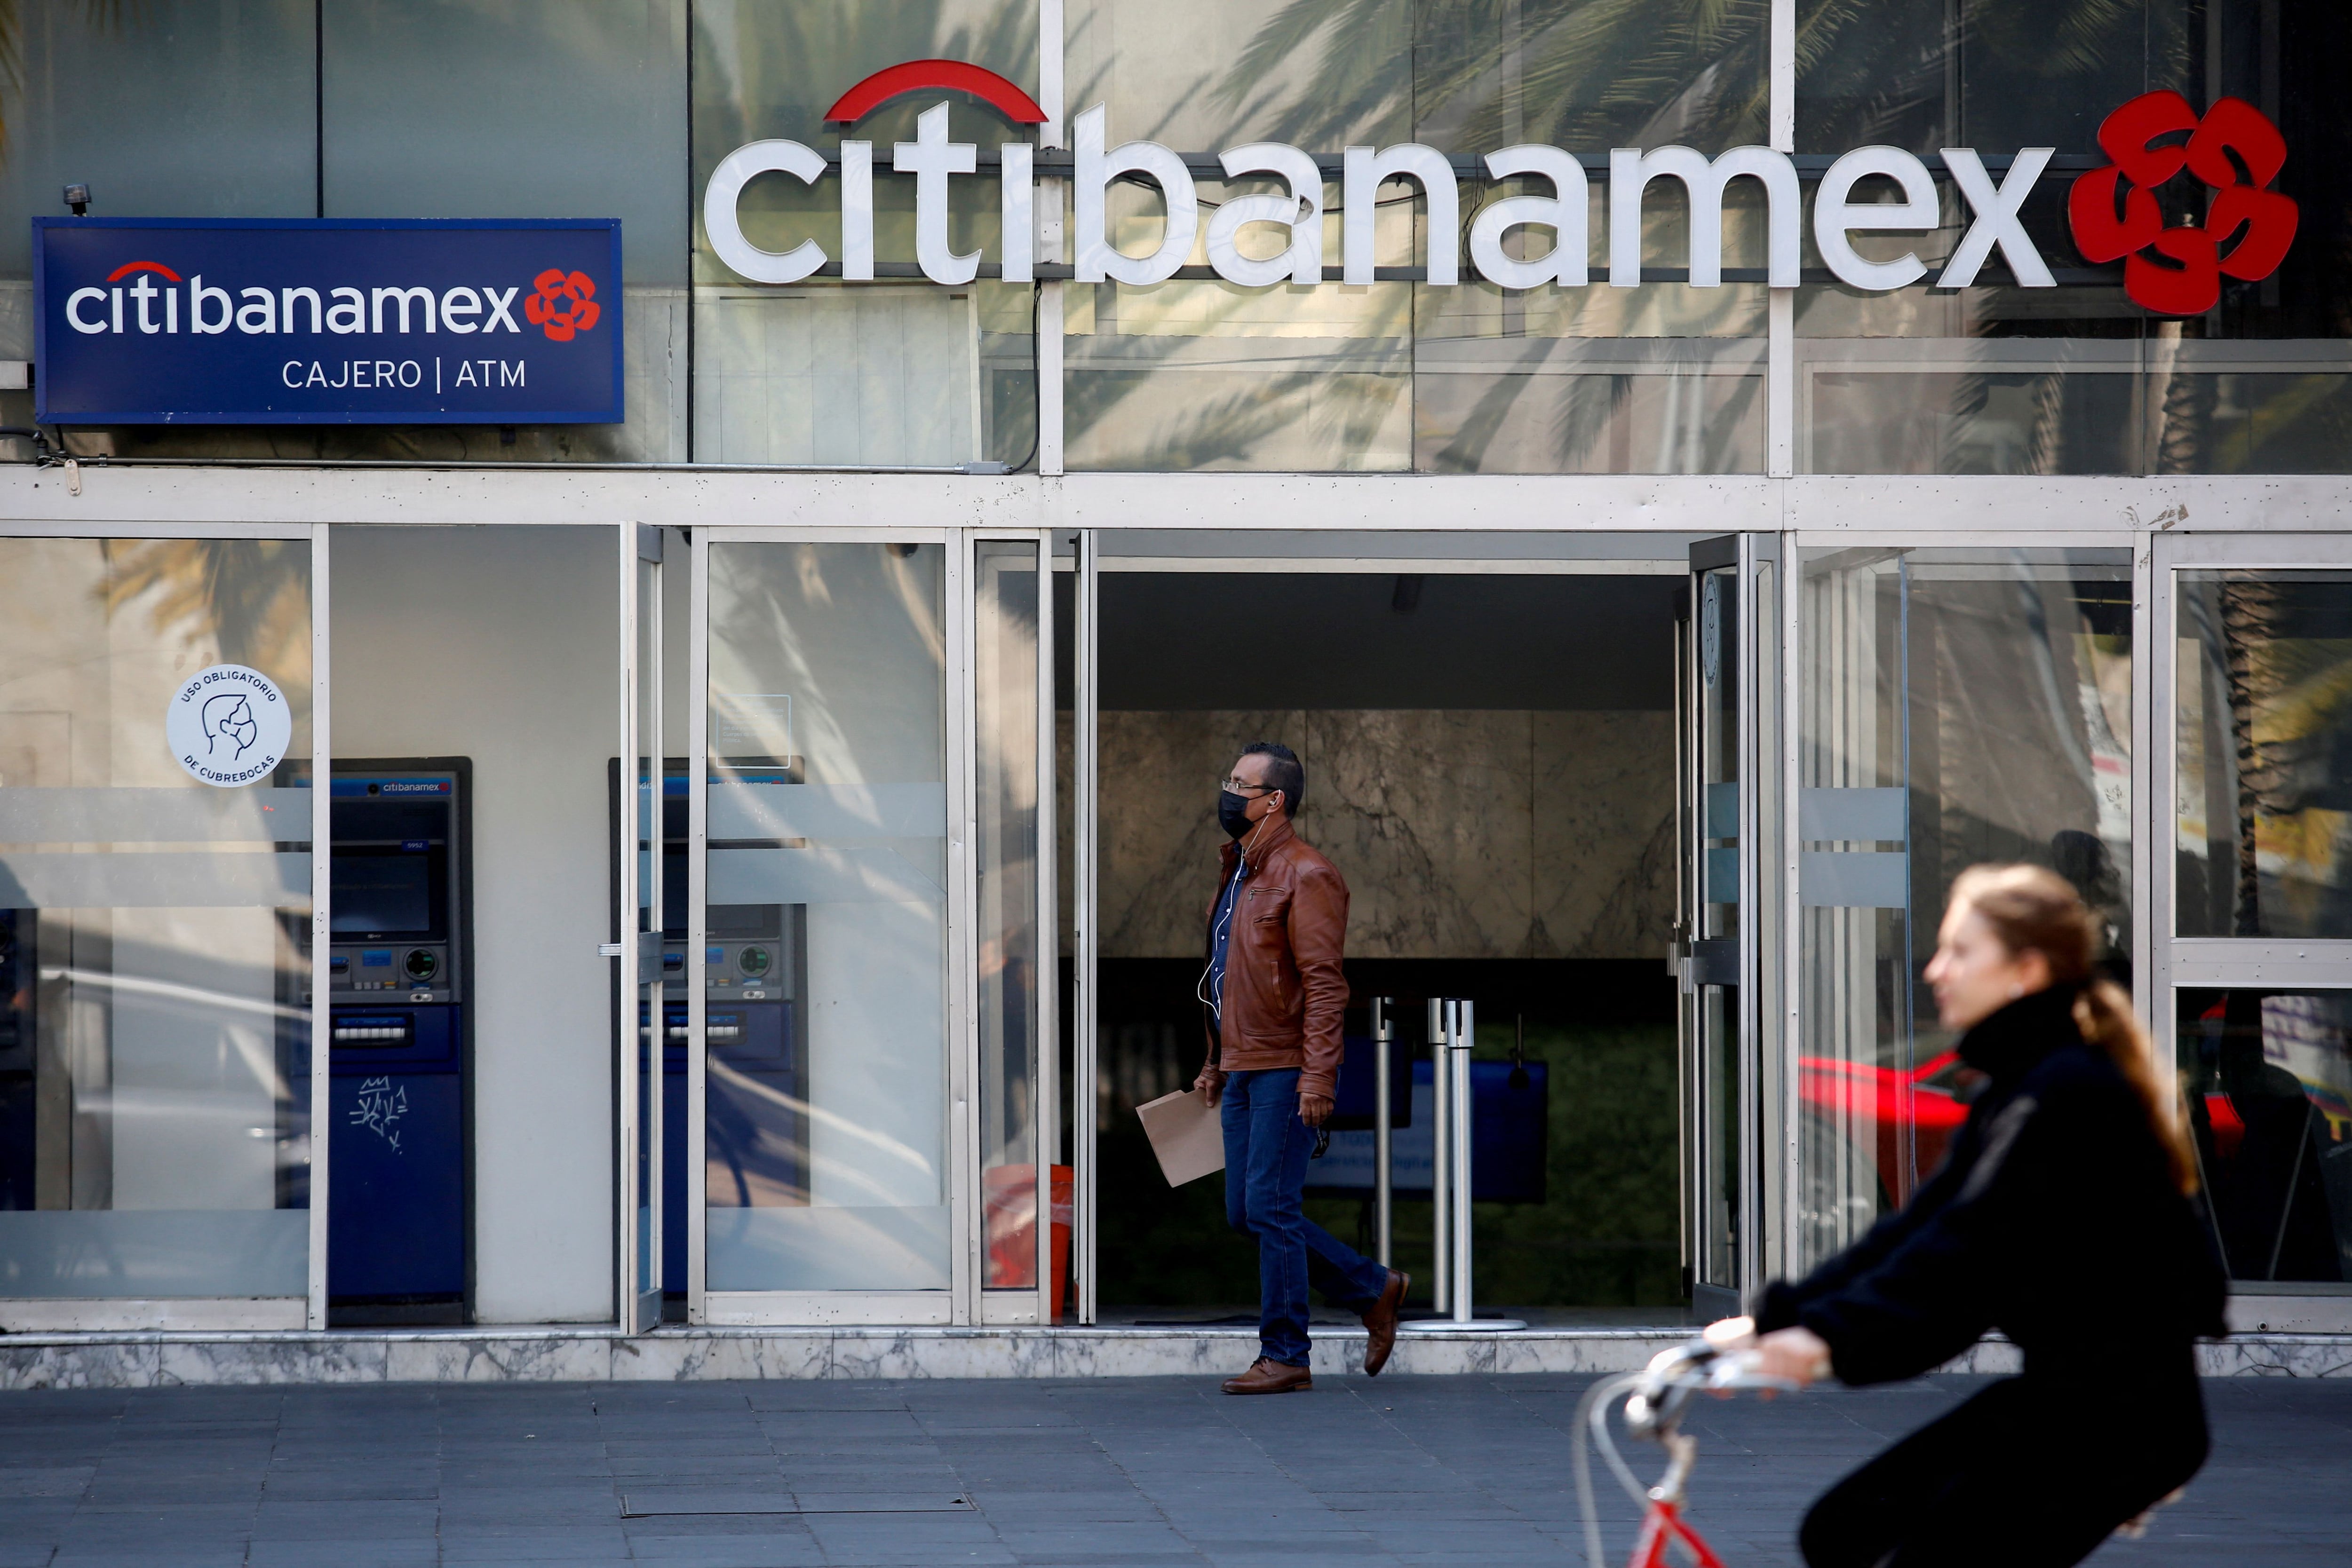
[1220,1067,1392,1367]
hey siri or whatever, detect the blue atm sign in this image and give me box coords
[34,218,623,424]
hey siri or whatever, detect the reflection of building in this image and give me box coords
[2260,995,2352,1140]
[2,1,2351,1368]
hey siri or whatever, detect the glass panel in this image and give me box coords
[0,6,315,283]
[1695,565,1740,1288]
[317,0,691,462]
[690,1,1037,467]
[2176,571,2352,936]
[1797,548,2133,1269]
[704,542,949,1292]
[322,1,687,280]
[7,4,691,463]
[0,5,312,450]
[1063,0,1768,473]
[1061,0,1410,475]
[975,542,1045,1293]
[1796,0,2352,476]
[0,538,313,1299]
[2177,989,2352,1283]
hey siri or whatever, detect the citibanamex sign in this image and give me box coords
[2066,91,2296,316]
[704,62,2292,315]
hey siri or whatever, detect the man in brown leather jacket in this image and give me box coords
[1192,743,1409,1394]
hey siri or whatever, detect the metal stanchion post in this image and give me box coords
[1435,998,1526,1333]
[1428,996,1450,1315]
[1450,999,1474,1324]
[1372,996,1393,1270]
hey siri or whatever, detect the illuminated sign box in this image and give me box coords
[33,218,623,425]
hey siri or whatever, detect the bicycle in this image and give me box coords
[1573,1339,1799,1568]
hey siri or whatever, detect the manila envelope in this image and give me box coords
[1136,1087,1225,1187]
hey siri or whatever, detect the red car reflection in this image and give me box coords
[1801,1051,2254,1204]
[1798,1051,1972,1207]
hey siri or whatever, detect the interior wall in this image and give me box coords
[331,524,615,1324]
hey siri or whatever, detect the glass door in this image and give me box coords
[689,531,963,1324]
[972,536,1057,1324]
[1794,543,2135,1283]
[1679,537,1747,1315]
[615,524,664,1333]
[0,529,325,1331]
[2157,532,2352,1308]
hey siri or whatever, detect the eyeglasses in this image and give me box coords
[1219,776,1279,797]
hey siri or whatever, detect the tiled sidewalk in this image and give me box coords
[0,1373,2342,1566]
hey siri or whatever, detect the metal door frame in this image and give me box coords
[1071,530,1099,1323]
[1066,528,1700,1326]
[614,522,664,1332]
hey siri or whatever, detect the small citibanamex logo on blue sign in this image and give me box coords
[34,219,623,425]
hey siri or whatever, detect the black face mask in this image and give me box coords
[1218,789,1255,839]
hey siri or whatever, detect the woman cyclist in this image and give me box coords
[1708,863,2226,1568]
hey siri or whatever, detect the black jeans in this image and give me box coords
[1800,1368,2208,1568]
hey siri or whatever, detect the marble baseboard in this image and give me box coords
[1,1327,2345,1389]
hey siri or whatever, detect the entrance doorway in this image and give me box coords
[1065,531,1698,1323]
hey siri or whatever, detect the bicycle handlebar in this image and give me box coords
[1574,1339,1802,1568]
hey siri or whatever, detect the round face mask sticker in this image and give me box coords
[167,664,293,787]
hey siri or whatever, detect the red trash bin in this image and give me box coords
[981,1163,1074,1320]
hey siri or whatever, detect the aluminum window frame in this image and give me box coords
[2152,531,2352,1312]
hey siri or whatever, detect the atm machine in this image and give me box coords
[618,762,804,1307]
[322,760,470,1323]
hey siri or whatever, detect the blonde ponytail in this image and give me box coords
[1950,864,2200,1196]
[2074,977,2199,1197]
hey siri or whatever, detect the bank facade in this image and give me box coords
[0,1,2348,1377]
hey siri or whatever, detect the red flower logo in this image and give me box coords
[2068,91,2297,316]
[523,268,601,341]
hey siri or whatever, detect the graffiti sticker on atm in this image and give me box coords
[34,218,623,424]
[167,664,292,787]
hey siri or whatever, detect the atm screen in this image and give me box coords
[332,853,440,937]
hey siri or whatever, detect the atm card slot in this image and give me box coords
[326,1005,460,1075]
[655,1002,789,1067]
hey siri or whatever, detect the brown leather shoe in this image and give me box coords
[1221,1357,1312,1395]
[1361,1268,1410,1377]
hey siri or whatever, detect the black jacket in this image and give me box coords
[1756,987,2228,1386]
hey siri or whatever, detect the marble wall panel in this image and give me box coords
[0,1338,158,1390]
[1097,710,1303,958]
[1303,709,1535,960]
[381,1334,612,1383]
[158,1337,386,1386]
[613,1333,829,1382]
[1092,708,1674,960]
[0,1327,2346,1383]
[1531,710,1677,959]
